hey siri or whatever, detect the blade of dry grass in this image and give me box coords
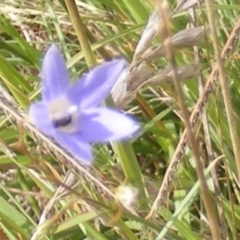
[147,16,240,219]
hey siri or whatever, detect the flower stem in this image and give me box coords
[65,0,96,67]
[112,141,146,201]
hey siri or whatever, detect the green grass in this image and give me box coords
[0,0,240,239]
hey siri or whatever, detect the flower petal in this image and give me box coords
[54,132,93,165]
[29,102,54,136]
[67,59,127,108]
[80,108,140,142]
[41,44,69,102]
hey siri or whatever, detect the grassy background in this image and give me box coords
[0,0,240,239]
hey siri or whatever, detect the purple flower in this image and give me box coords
[29,45,139,164]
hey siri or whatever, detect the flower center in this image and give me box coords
[48,96,79,133]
